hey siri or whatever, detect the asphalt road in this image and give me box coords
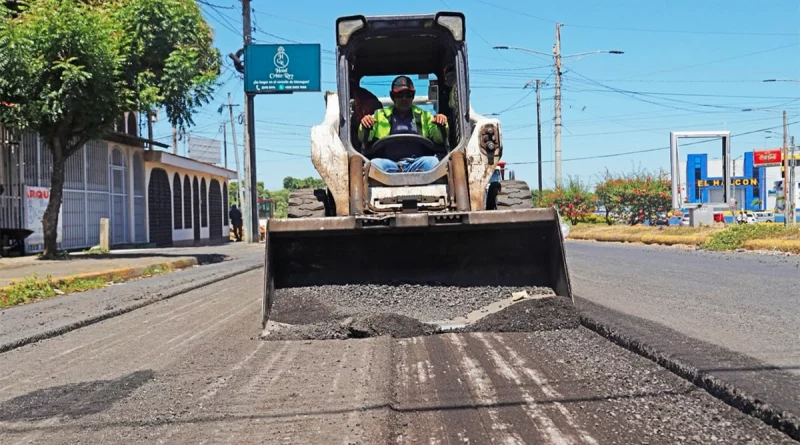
[566,240,800,374]
[0,268,793,444]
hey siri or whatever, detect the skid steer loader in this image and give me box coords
[262,11,572,328]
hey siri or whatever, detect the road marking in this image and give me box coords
[447,334,525,445]
[474,333,571,445]
[494,335,598,445]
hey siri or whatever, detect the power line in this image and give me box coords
[505,121,799,165]
[469,0,796,36]
[202,3,241,35]
[504,115,784,140]
[620,43,800,79]
[252,11,327,30]
[196,0,235,10]
[563,67,795,113]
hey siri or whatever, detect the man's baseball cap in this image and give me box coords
[391,75,416,93]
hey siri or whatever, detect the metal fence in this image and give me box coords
[0,125,23,230]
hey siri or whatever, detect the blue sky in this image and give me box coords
[150,0,800,190]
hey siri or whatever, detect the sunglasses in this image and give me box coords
[394,91,414,99]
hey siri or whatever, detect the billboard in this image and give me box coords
[188,135,221,165]
[244,44,321,94]
[753,148,782,167]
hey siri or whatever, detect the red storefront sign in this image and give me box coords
[753,148,782,166]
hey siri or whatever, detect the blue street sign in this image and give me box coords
[244,44,321,94]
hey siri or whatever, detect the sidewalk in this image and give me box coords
[0,242,263,288]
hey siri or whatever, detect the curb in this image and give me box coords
[0,255,225,296]
[0,261,262,354]
[579,313,800,441]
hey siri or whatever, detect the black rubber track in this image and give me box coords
[287,188,327,218]
[494,180,534,209]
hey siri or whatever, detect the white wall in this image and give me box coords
[144,163,230,245]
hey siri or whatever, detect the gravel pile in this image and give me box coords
[272,284,556,324]
[262,313,437,341]
[460,297,579,333]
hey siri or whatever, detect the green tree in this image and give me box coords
[112,0,220,131]
[283,176,326,191]
[0,0,128,258]
[0,0,220,258]
[539,177,596,225]
[594,170,671,225]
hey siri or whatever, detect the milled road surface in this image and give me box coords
[566,240,800,374]
[0,269,794,444]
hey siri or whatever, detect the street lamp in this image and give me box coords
[494,33,623,187]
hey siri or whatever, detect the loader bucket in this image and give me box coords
[262,208,572,327]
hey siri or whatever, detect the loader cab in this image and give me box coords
[336,12,471,159]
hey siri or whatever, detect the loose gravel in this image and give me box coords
[271,284,556,324]
[265,285,575,341]
[460,297,579,333]
[263,313,438,341]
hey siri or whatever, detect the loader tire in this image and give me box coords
[493,180,534,209]
[287,188,328,218]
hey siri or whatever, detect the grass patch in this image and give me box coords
[142,264,172,277]
[0,274,108,308]
[569,224,719,241]
[703,224,797,251]
[84,246,110,255]
[570,222,800,254]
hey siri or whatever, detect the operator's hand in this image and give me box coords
[433,114,448,126]
[360,115,376,128]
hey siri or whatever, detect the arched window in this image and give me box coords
[183,175,192,229]
[173,173,182,229]
[200,178,207,227]
[223,182,229,225]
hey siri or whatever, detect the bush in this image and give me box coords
[580,213,607,224]
[704,224,787,251]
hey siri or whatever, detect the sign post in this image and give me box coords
[244,44,322,94]
[239,43,321,243]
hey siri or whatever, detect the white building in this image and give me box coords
[1,116,237,256]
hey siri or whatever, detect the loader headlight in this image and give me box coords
[336,16,367,46]
[435,12,465,42]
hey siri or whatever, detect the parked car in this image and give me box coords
[654,212,670,226]
[681,214,690,226]
[746,211,774,224]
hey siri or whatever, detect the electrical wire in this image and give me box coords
[468,0,796,36]
[620,43,800,79]
[505,121,799,165]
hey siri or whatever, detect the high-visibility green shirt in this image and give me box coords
[357,105,448,149]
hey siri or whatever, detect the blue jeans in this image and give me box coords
[371,156,438,173]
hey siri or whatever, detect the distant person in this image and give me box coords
[229,204,243,242]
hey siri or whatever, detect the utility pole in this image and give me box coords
[553,22,563,188]
[222,123,228,170]
[147,110,154,151]
[535,79,543,200]
[791,136,796,226]
[783,110,789,226]
[171,126,178,154]
[241,0,259,243]
[227,93,244,210]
